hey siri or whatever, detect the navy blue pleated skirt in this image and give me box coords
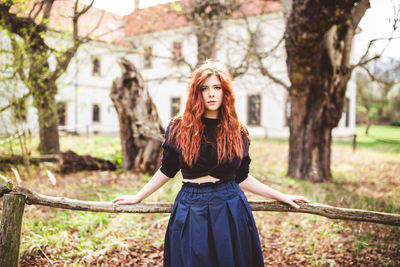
[163,179,264,267]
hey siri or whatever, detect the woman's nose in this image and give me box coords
[209,88,215,97]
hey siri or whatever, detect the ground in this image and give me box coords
[0,127,399,266]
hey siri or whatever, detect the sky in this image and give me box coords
[354,0,400,60]
[79,0,400,59]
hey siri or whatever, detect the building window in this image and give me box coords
[172,41,183,65]
[247,94,261,126]
[12,98,27,122]
[344,97,350,127]
[144,46,152,68]
[57,102,66,126]
[93,104,100,122]
[171,97,181,118]
[92,57,101,76]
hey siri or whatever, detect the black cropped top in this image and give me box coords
[160,117,251,184]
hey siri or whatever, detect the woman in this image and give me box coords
[112,60,310,267]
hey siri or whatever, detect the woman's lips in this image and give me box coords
[208,101,216,104]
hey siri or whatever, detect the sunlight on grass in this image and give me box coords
[334,125,400,155]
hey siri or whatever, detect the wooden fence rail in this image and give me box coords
[1,180,400,266]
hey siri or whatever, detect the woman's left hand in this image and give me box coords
[280,194,311,209]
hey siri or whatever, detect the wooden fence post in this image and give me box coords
[0,194,25,267]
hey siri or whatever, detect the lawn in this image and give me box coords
[0,126,399,266]
[334,125,400,154]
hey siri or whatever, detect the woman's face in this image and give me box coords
[201,74,223,118]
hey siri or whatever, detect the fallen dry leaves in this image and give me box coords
[4,140,400,266]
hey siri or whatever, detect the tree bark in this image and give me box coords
[110,58,164,174]
[1,182,398,226]
[33,86,60,154]
[365,115,371,135]
[0,194,25,267]
[285,0,370,182]
[25,19,61,155]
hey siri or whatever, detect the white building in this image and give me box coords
[0,0,356,139]
[121,1,356,138]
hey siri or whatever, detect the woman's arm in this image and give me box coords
[112,169,171,205]
[239,174,310,209]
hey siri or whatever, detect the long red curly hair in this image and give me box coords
[168,60,250,167]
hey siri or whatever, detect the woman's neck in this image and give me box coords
[204,110,219,119]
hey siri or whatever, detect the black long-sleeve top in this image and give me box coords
[160,117,251,184]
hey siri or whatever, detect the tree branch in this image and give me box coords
[51,0,95,81]
[239,10,289,89]
[1,181,399,226]
[350,0,370,28]
[9,35,27,85]
[28,1,44,20]
[353,1,399,69]
[74,0,95,19]
[0,92,32,113]
[40,0,55,28]
[83,10,106,40]
[257,61,290,90]
[0,3,47,38]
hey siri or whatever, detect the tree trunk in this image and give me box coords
[195,16,221,65]
[285,0,370,182]
[182,1,242,66]
[1,1,95,157]
[110,58,164,174]
[32,83,60,155]
[26,28,61,155]
[365,114,371,135]
[37,101,60,154]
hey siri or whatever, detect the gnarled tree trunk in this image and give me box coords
[32,81,60,155]
[285,0,370,182]
[110,58,164,174]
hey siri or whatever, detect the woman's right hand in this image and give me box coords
[111,169,171,205]
[112,194,142,205]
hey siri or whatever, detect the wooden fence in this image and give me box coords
[1,180,399,267]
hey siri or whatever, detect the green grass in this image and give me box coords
[59,135,121,161]
[1,126,399,265]
[2,125,399,156]
[335,125,400,154]
[0,134,123,167]
[255,125,400,154]
[357,125,400,140]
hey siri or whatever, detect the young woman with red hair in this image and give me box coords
[112,60,310,267]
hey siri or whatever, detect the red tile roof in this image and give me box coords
[124,2,187,36]
[124,0,282,37]
[10,0,127,45]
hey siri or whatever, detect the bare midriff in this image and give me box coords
[183,175,220,184]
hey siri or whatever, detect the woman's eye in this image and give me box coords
[201,87,207,91]
[215,86,222,90]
